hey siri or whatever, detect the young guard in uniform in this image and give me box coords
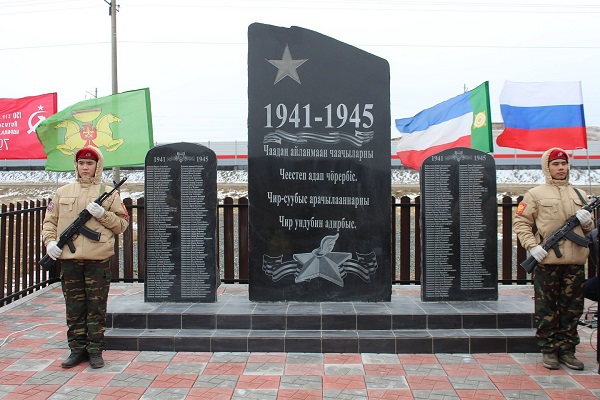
[42,146,129,369]
[514,148,594,370]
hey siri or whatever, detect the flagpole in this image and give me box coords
[107,0,120,183]
[585,146,592,196]
[575,145,593,196]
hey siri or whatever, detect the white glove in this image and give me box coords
[530,245,548,262]
[47,240,62,260]
[86,202,105,218]
[575,209,592,226]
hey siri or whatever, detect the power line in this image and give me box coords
[3,40,599,52]
[0,0,81,6]
[118,0,600,14]
[0,5,101,16]
[0,42,109,51]
[2,0,600,15]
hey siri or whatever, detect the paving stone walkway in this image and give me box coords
[0,283,598,399]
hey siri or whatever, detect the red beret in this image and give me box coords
[548,149,568,163]
[75,148,99,161]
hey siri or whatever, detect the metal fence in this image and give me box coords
[2,195,591,307]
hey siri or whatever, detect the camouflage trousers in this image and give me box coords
[533,263,584,354]
[60,259,111,354]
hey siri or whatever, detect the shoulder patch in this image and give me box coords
[516,202,526,216]
[46,201,54,213]
[121,203,130,221]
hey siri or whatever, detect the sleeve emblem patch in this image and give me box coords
[121,203,130,221]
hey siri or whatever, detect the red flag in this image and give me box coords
[0,93,57,159]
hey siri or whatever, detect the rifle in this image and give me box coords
[39,177,127,271]
[521,195,600,274]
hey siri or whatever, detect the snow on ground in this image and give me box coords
[1,168,599,185]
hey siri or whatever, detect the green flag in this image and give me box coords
[36,88,153,171]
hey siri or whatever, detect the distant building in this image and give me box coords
[392,124,600,141]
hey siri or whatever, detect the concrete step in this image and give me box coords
[105,327,538,354]
[104,288,538,354]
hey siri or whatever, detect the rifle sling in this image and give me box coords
[573,187,587,205]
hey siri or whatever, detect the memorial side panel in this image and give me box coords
[144,142,218,303]
[420,147,498,302]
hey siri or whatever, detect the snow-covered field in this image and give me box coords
[1,169,599,203]
[1,168,599,185]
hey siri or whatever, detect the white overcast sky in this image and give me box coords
[1,0,599,143]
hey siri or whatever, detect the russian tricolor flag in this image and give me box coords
[496,81,587,151]
[395,81,493,170]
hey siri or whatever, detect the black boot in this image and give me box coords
[61,352,88,368]
[89,352,105,369]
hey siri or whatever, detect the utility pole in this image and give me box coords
[109,1,118,95]
[106,0,120,181]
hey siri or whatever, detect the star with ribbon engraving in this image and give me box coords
[266,44,308,84]
[294,233,351,287]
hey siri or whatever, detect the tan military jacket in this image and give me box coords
[42,146,129,261]
[513,147,593,265]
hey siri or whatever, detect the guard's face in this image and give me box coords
[77,159,97,178]
[548,159,568,180]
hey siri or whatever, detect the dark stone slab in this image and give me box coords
[249,336,286,352]
[174,329,213,353]
[251,314,287,330]
[498,313,533,329]
[322,314,356,330]
[139,336,175,352]
[105,337,138,351]
[393,315,427,330]
[420,147,498,302]
[144,142,218,302]
[148,314,181,329]
[506,334,538,353]
[470,336,507,353]
[211,335,248,353]
[358,332,397,354]
[181,314,216,330]
[463,314,497,330]
[357,315,391,330]
[104,328,142,351]
[112,313,146,329]
[322,335,359,353]
[247,23,391,302]
[174,336,212,352]
[104,286,537,354]
[217,314,251,330]
[427,314,462,329]
[395,336,433,354]
[432,337,470,353]
[285,334,322,353]
[287,315,321,330]
[360,339,396,354]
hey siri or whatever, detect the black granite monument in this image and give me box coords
[144,143,218,303]
[248,23,391,302]
[420,147,498,302]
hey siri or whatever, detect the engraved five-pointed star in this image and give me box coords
[294,250,352,287]
[266,44,308,84]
